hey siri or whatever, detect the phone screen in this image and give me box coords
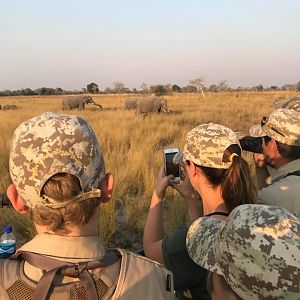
[165,152,180,177]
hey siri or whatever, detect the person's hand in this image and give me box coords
[170,164,196,200]
[253,153,266,168]
[154,166,174,199]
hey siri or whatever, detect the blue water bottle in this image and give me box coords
[0,225,16,259]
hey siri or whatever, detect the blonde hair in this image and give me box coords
[31,173,100,234]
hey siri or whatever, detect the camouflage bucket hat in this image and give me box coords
[177,123,241,169]
[186,204,300,299]
[249,108,300,146]
[9,112,105,209]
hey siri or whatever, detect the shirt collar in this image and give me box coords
[18,233,106,262]
[267,158,300,184]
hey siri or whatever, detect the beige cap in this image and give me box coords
[249,109,300,146]
[181,123,241,169]
[9,112,105,209]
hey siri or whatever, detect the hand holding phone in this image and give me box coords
[164,148,180,182]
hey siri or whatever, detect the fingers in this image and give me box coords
[253,153,266,168]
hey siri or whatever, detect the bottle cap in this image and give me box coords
[3,225,12,234]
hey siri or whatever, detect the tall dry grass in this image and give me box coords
[0,91,295,249]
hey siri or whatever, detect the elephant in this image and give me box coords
[2,104,17,110]
[124,98,138,110]
[136,96,169,114]
[62,95,103,110]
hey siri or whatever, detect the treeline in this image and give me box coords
[1,81,300,97]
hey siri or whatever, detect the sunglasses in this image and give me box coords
[261,116,285,137]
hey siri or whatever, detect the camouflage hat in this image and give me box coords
[186,204,300,299]
[179,123,241,169]
[9,112,105,209]
[249,108,300,146]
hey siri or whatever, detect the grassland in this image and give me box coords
[0,91,295,249]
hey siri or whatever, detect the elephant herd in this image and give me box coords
[0,104,17,110]
[125,96,169,114]
[61,95,169,114]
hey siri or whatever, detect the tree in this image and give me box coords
[208,84,218,93]
[182,85,197,93]
[55,87,63,95]
[172,84,182,92]
[257,84,264,91]
[104,87,112,94]
[22,88,35,96]
[86,82,99,94]
[296,81,300,91]
[217,80,229,92]
[270,86,279,91]
[153,85,168,96]
[112,82,125,93]
[140,83,148,95]
[189,76,206,98]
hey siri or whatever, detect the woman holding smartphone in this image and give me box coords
[143,123,257,300]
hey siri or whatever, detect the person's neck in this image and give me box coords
[198,184,228,216]
[274,157,294,169]
[35,212,99,236]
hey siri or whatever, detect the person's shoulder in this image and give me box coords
[117,248,168,268]
[112,249,176,300]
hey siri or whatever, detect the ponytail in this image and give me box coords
[199,144,257,213]
[221,155,257,212]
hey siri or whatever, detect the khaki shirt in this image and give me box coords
[18,233,106,282]
[258,159,300,217]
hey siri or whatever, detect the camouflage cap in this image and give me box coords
[249,108,300,146]
[180,123,241,169]
[186,204,300,299]
[9,112,105,209]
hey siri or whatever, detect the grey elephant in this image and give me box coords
[136,96,169,114]
[62,95,103,110]
[2,104,17,110]
[124,98,138,110]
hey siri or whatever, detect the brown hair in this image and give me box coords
[198,144,257,212]
[31,173,100,234]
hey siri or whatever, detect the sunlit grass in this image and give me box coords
[0,91,296,248]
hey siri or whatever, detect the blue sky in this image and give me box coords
[0,0,299,90]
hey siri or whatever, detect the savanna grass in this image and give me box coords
[0,91,295,249]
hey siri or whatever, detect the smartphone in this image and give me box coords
[164,148,180,181]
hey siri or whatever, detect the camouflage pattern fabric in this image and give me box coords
[177,123,241,169]
[186,204,300,299]
[249,108,300,146]
[274,96,300,112]
[9,112,105,209]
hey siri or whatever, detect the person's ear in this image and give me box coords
[6,184,28,214]
[188,161,198,177]
[99,173,114,203]
[269,138,280,154]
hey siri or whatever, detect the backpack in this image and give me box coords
[0,249,175,300]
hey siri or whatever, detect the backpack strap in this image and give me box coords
[10,250,121,300]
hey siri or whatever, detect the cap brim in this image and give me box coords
[249,125,266,137]
[186,217,224,275]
